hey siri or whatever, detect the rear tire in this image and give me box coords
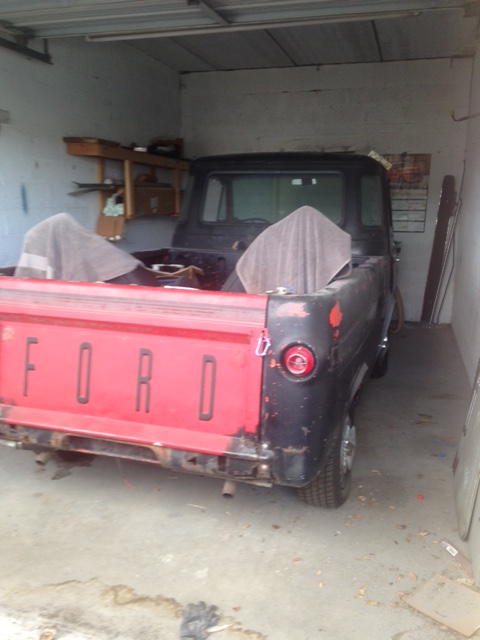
[389,287,404,334]
[371,347,389,378]
[297,411,356,508]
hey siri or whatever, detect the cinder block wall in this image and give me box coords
[2,43,476,356]
[181,59,471,323]
[0,38,180,267]
[452,51,480,384]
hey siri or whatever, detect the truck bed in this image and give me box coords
[0,254,389,489]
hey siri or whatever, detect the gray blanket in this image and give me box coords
[235,205,351,294]
[14,212,140,282]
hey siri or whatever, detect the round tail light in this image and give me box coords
[283,345,315,377]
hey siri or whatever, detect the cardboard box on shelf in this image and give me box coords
[134,186,176,216]
[96,213,125,241]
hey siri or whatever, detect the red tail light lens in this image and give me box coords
[283,345,315,377]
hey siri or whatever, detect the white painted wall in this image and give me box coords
[1,46,474,334]
[0,39,180,267]
[181,59,471,322]
[452,50,480,384]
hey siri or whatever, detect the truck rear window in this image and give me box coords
[201,173,344,225]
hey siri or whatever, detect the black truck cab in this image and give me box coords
[137,152,395,291]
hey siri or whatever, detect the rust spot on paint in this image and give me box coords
[329,302,343,328]
[276,302,309,318]
[269,358,277,368]
[282,446,308,455]
[264,396,270,403]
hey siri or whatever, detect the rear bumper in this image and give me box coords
[0,424,277,486]
[0,422,328,488]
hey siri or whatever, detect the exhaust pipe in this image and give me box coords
[0,440,21,448]
[36,451,52,466]
[222,480,236,499]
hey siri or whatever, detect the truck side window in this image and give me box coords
[361,174,383,226]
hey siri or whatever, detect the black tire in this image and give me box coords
[297,412,356,508]
[389,287,405,334]
[371,347,389,378]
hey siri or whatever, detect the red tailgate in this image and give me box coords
[0,279,268,456]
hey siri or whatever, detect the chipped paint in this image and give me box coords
[329,301,343,328]
[1,326,14,341]
[275,302,309,318]
[282,446,308,455]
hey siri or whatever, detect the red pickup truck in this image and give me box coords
[0,152,396,508]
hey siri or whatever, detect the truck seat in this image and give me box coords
[227,205,351,295]
[14,212,159,286]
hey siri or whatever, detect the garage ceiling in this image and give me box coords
[0,0,478,71]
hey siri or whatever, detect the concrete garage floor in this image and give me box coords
[0,323,476,640]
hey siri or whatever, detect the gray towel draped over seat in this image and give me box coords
[231,205,352,295]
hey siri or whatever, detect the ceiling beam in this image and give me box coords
[370,20,384,62]
[0,35,51,63]
[188,0,230,26]
[86,10,423,42]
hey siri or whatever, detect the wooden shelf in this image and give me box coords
[66,141,189,170]
[65,141,189,221]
